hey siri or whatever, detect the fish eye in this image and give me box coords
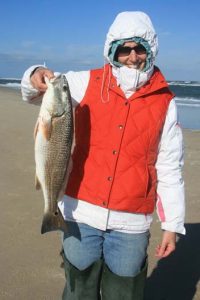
[63,85,68,92]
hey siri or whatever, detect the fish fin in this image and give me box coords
[40,117,52,140]
[35,174,41,190]
[41,209,68,234]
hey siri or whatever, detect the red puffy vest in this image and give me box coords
[65,65,174,214]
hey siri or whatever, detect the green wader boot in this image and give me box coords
[101,261,148,300]
[62,252,103,300]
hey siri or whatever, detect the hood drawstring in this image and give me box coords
[101,63,112,103]
[133,70,139,90]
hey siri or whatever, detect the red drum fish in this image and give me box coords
[34,75,73,234]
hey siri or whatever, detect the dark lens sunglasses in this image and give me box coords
[115,44,146,59]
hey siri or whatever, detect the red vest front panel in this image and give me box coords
[65,65,174,214]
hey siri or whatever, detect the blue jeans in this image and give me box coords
[62,222,149,277]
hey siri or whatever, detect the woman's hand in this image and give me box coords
[155,231,176,258]
[30,68,55,92]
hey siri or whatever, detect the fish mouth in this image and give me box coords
[49,74,62,83]
[50,74,68,88]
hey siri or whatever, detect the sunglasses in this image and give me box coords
[115,44,146,59]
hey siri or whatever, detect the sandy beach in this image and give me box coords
[0,87,199,300]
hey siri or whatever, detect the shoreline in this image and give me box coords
[0,87,200,299]
[1,85,200,132]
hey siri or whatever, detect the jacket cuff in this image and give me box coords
[21,65,45,103]
[161,222,186,235]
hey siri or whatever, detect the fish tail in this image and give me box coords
[41,210,68,234]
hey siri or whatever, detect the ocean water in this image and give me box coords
[169,81,200,130]
[0,78,200,130]
[0,78,21,89]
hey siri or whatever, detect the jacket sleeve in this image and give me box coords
[21,65,45,105]
[156,99,185,234]
[21,66,90,106]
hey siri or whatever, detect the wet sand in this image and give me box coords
[0,87,199,299]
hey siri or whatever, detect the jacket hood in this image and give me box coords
[104,11,158,66]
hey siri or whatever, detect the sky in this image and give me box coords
[0,0,200,81]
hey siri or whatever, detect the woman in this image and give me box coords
[21,11,185,300]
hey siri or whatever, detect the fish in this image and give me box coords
[34,74,73,234]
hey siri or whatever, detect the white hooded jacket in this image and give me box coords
[21,12,185,234]
[104,11,158,61]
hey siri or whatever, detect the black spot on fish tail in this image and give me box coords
[41,209,68,234]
